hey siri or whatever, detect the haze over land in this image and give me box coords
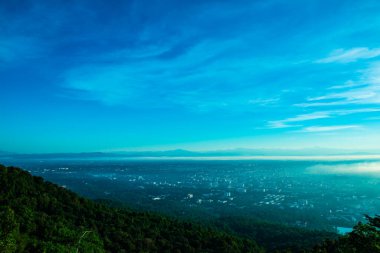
[2,147,380,161]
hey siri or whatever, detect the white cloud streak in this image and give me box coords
[301,125,360,132]
[268,108,380,129]
[298,62,380,107]
[268,112,330,128]
[316,47,380,63]
[61,38,270,110]
[327,80,365,90]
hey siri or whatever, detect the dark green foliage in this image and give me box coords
[312,215,380,253]
[213,216,338,252]
[0,165,264,253]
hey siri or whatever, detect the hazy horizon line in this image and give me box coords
[2,146,380,155]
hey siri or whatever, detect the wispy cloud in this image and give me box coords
[327,80,366,90]
[56,1,272,110]
[268,108,380,129]
[268,112,330,128]
[316,47,380,63]
[298,62,380,107]
[366,116,380,121]
[301,125,360,132]
[61,38,256,108]
[248,97,280,106]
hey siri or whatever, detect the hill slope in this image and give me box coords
[0,165,264,253]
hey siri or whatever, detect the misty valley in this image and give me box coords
[4,159,380,233]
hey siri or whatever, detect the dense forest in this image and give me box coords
[0,164,379,253]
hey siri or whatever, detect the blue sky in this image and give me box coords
[1,0,380,153]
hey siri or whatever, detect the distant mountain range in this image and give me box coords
[1,148,380,160]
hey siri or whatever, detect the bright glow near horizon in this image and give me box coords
[1,0,380,153]
[307,162,380,176]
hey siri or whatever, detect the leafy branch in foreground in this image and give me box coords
[312,215,380,253]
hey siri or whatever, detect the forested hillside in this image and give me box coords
[0,165,263,253]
